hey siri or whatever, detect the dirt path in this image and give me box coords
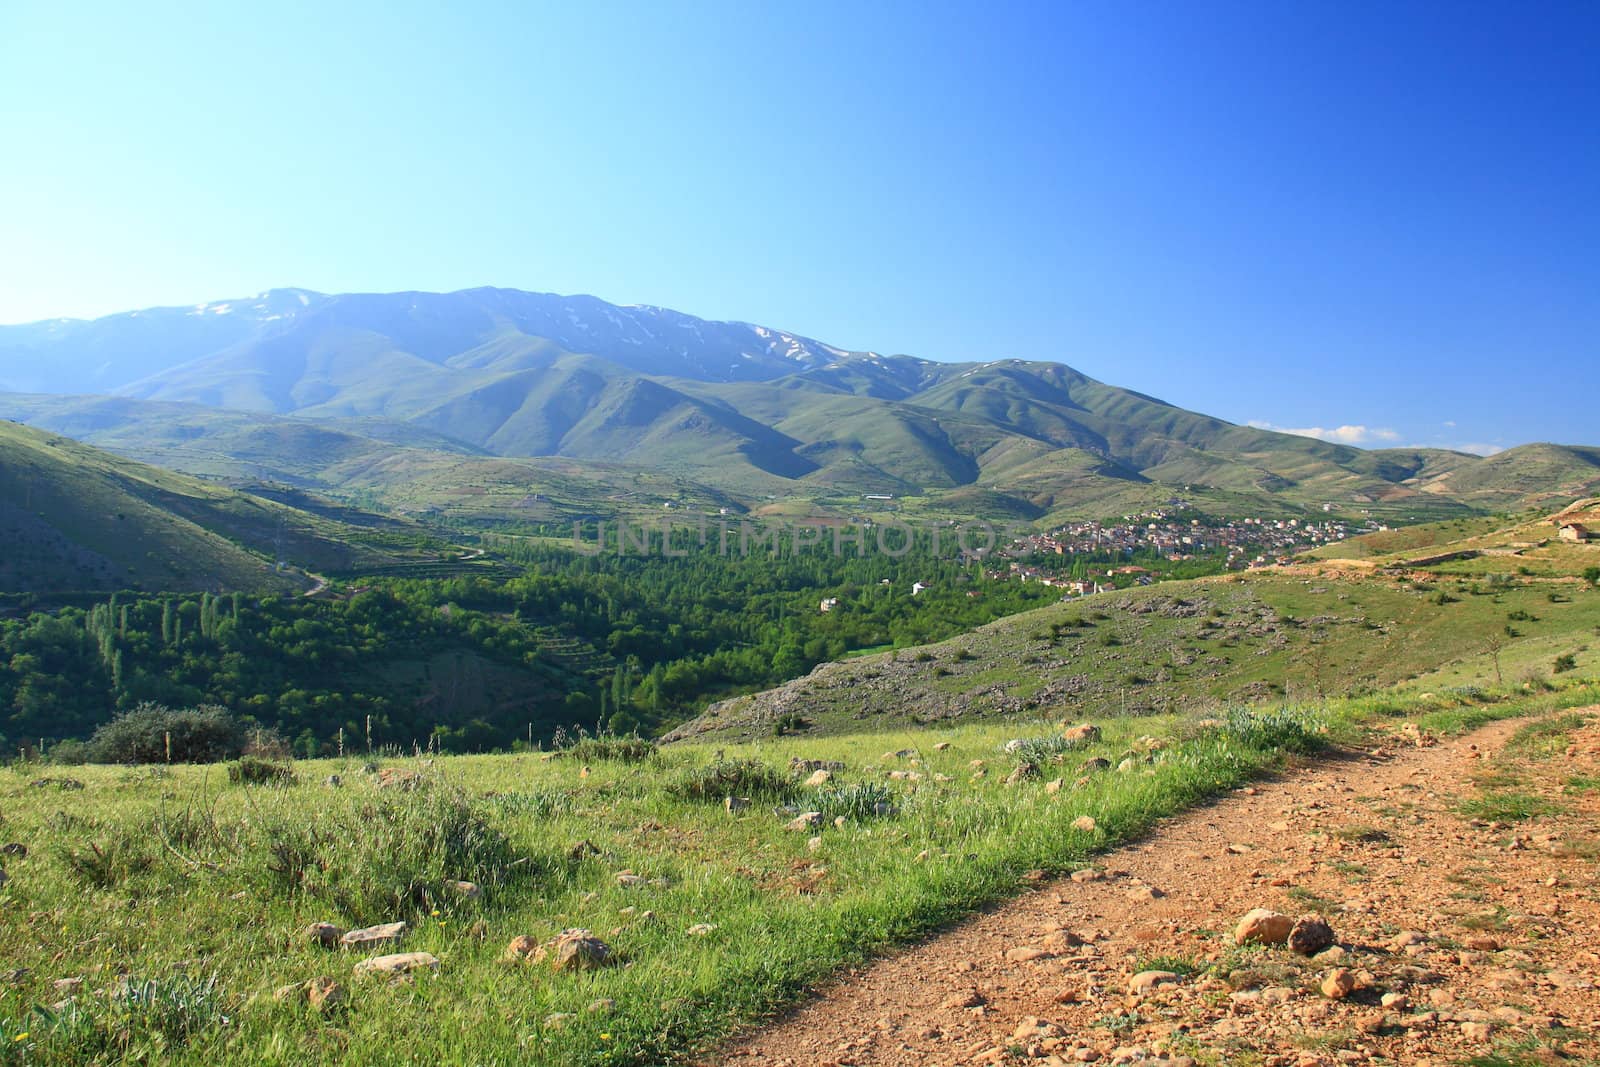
[713,710,1600,1067]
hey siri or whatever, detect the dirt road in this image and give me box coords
[713,709,1600,1066]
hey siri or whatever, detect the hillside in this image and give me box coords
[668,501,1600,741]
[3,288,1597,520]
[0,421,439,593]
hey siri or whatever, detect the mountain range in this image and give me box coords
[3,287,1598,523]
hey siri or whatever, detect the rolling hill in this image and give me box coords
[0,421,444,594]
[2,287,1596,521]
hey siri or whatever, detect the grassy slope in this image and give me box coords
[0,422,434,593]
[1,679,1594,1066]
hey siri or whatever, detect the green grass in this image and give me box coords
[0,694,1427,1067]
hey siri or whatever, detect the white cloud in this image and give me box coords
[1247,420,1401,446]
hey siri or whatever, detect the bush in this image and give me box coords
[772,713,810,737]
[227,756,296,786]
[1219,705,1327,754]
[555,729,655,763]
[245,786,529,921]
[1554,652,1579,674]
[1584,566,1599,587]
[86,704,245,764]
[810,782,897,821]
[1005,734,1094,764]
[670,758,794,803]
[29,973,229,1059]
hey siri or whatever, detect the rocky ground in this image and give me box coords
[710,708,1600,1066]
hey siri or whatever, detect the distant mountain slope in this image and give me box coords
[0,421,430,593]
[2,287,1595,520]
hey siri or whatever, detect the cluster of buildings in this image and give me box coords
[1001,509,1378,580]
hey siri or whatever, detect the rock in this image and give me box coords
[306,976,345,1012]
[504,935,540,961]
[615,871,647,887]
[1312,945,1347,964]
[802,769,832,788]
[1234,909,1295,946]
[273,982,304,1002]
[550,932,612,971]
[323,774,342,787]
[1321,969,1357,1000]
[1462,935,1500,951]
[934,742,951,752]
[340,922,406,949]
[1005,946,1054,963]
[724,796,751,813]
[1389,930,1427,949]
[1070,868,1106,883]
[1126,886,1163,903]
[790,758,844,773]
[586,998,616,1013]
[807,836,823,853]
[447,880,483,901]
[1381,992,1409,1010]
[374,768,423,791]
[1081,757,1111,773]
[942,990,986,1009]
[1287,916,1335,956]
[303,922,346,949]
[1004,764,1037,785]
[785,812,824,831]
[353,952,440,978]
[1128,970,1181,995]
[51,977,82,995]
[568,839,602,860]
[1061,723,1102,744]
[1045,778,1064,794]
[1460,1021,1494,1042]
[543,1012,575,1029]
[1013,1016,1062,1041]
[1,844,27,857]
[1071,815,1098,833]
[686,923,716,936]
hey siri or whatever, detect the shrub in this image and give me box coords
[670,758,794,803]
[772,713,810,737]
[556,730,655,763]
[244,786,528,921]
[58,834,155,889]
[1219,705,1327,754]
[1006,734,1094,765]
[30,973,228,1058]
[1554,652,1578,674]
[227,756,296,786]
[1584,566,1599,587]
[810,782,897,820]
[86,704,245,764]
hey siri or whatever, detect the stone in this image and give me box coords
[1045,778,1064,794]
[802,769,832,788]
[1072,815,1098,833]
[550,931,612,971]
[543,1012,575,1029]
[785,811,824,831]
[942,990,986,1009]
[306,976,346,1012]
[1287,916,1336,956]
[374,767,423,791]
[1128,970,1181,995]
[51,977,82,995]
[1460,1021,1494,1042]
[687,923,716,936]
[504,935,540,961]
[447,880,483,901]
[1381,992,1409,1010]
[568,839,602,860]
[1061,723,1102,744]
[586,998,616,1013]
[1070,868,1106,883]
[303,922,346,949]
[353,952,440,978]
[1321,969,1357,1000]
[1,843,27,857]
[1081,757,1112,773]
[323,774,342,787]
[340,922,406,949]
[724,796,751,813]
[615,871,647,887]
[1462,935,1500,952]
[1006,946,1054,963]
[934,742,951,752]
[1234,909,1295,946]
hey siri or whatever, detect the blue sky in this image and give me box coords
[1,1,1595,451]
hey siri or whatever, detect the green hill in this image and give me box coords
[0,422,437,593]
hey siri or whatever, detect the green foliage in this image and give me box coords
[58,834,155,889]
[555,729,656,763]
[1553,652,1578,674]
[243,784,529,921]
[1219,705,1327,754]
[670,758,794,803]
[1005,734,1094,764]
[226,755,296,785]
[1584,566,1600,587]
[85,703,244,764]
[808,782,897,820]
[29,974,229,1061]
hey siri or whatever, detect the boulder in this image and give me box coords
[306,976,346,1012]
[1234,909,1294,946]
[503,935,540,962]
[303,922,346,949]
[340,922,406,949]
[353,952,440,978]
[1081,757,1111,773]
[1071,815,1098,833]
[1128,970,1181,995]
[1321,968,1357,1000]
[785,812,824,831]
[1287,916,1335,956]
[374,768,423,791]
[538,930,612,971]
[802,769,832,788]
[1061,723,1102,744]
[447,880,483,901]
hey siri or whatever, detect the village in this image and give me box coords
[995,506,1378,593]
